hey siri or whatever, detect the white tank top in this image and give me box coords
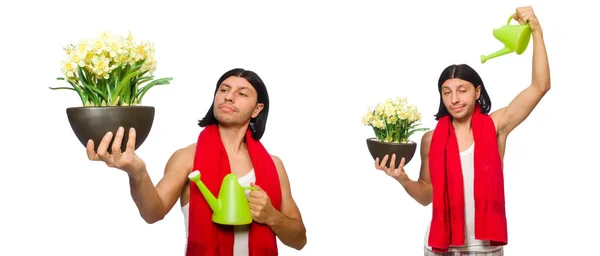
[423,143,502,252]
[182,169,256,256]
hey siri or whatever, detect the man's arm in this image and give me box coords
[265,155,307,250]
[492,12,550,136]
[129,144,193,224]
[399,130,433,206]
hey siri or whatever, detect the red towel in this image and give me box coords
[428,104,507,252]
[186,124,282,256]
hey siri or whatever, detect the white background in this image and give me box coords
[1,0,599,255]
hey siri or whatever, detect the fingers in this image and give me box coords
[250,209,259,218]
[248,196,260,205]
[375,154,408,182]
[397,157,406,171]
[513,11,526,25]
[375,155,389,170]
[250,182,263,191]
[515,6,535,25]
[86,139,99,160]
[112,127,125,161]
[388,153,397,173]
[126,128,136,152]
[96,131,113,161]
[391,157,406,177]
[512,13,521,23]
[381,154,396,176]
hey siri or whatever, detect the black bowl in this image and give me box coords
[66,106,155,154]
[366,138,417,168]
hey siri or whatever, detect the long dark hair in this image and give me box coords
[434,64,492,120]
[198,68,270,140]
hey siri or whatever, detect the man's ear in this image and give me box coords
[252,103,264,118]
[476,85,482,100]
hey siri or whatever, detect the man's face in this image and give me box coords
[440,78,481,120]
[213,76,264,127]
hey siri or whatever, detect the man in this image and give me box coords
[86,68,307,255]
[375,6,550,255]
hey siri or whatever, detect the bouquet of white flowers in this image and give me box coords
[50,31,172,106]
[363,96,429,166]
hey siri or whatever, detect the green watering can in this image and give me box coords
[481,14,532,63]
[188,170,256,225]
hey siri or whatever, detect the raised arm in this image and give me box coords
[492,6,551,136]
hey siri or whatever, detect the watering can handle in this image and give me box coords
[508,13,529,25]
[243,186,256,191]
[507,14,514,25]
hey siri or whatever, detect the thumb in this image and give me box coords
[512,13,519,21]
[251,182,264,191]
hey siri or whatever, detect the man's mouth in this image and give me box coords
[219,104,236,112]
[451,106,465,111]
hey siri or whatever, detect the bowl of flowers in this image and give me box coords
[49,31,173,153]
[362,96,429,167]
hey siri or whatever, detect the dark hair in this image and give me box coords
[198,68,270,140]
[434,64,491,120]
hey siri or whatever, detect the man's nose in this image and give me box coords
[451,92,459,104]
[224,91,234,102]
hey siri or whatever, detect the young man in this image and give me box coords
[374,6,550,255]
[86,68,307,256]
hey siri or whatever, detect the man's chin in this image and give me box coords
[451,110,474,120]
[216,118,246,128]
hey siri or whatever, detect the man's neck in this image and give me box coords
[452,116,472,133]
[218,124,249,154]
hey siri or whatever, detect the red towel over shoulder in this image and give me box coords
[186,124,282,256]
[428,104,507,252]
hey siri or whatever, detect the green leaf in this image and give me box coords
[112,70,142,105]
[135,76,154,86]
[48,87,75,91]
[77,67,89,86]
[66,80,87,105]
[86,82,108,100]
[135,77,172,102]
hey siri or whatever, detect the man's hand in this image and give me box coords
[513,6,542,33]
[87,126,146,177]
[375,153,411,186]
[248,183,280,226]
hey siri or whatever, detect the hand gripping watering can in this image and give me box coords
[481,14,532,63]
[188,170,256,225]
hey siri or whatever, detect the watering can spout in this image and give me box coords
[481,47,513,63]
[481,14,532,63]
[188,170,220,213]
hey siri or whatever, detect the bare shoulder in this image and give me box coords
[174,143,196,160]
[421,130,434,152]
[181,143,197,156]
[164,143,196,175]
[270,154,286,175]
[270,154,295,192]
